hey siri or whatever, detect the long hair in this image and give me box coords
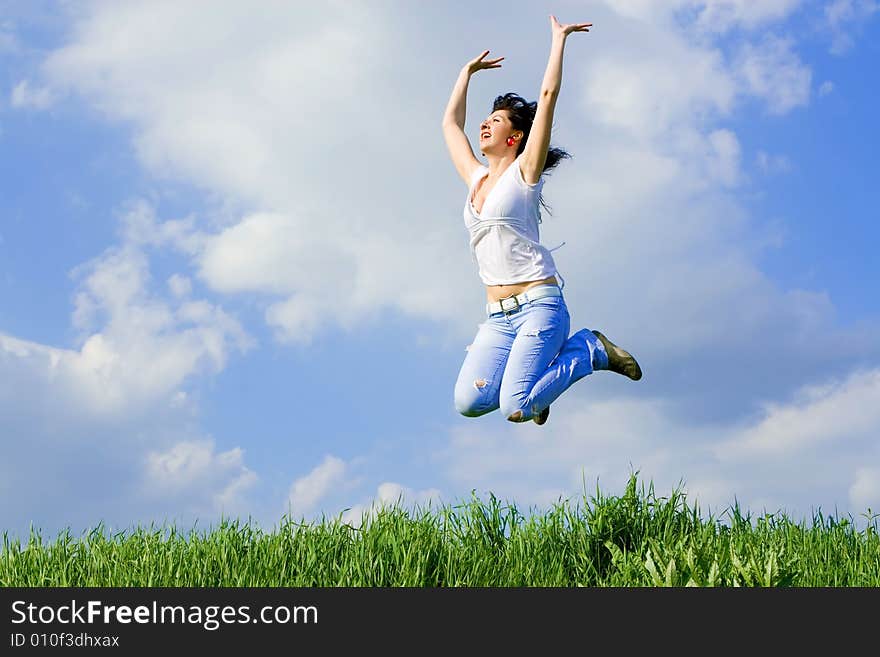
[492,92,571,173]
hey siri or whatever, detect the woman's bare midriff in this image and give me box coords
[486,275,559,303]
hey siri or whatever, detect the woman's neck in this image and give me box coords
[484,152,517,175]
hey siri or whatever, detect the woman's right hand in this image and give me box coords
[464,50,504,75]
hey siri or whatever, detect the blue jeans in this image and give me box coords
[454,285,609,422]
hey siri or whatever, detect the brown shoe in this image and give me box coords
[592,331,642,381]
[533,406,550,425]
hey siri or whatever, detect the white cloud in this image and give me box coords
[689,0,805,32]
[33,2,856,428]
[284,457,444,528]
[825,0,879,54]
[198,212,329,296]
[580,36,735,140]
[4,252,250,419]
[167,274,192,298]
[0,324,259,536]
[756,150,792,174]
[849,468,880,513]
[734,35,811,114]
[40,2,478,343]
[287,455,348,518]
[436,366,880,524]
[10,79,55,109]
[120,199,206,255]
[818,80,835,96]
[65,235,253,415]
[144,440,258,514]
[598,0,804,30]
[437,393,725,513]
[0,197,256,537]
[33,2,828,361]
[340,482,444,528]
[716,369,880,458]
[707,128,742,187]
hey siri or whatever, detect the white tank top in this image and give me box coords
[462,156,560,286]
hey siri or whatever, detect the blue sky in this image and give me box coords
[2,1,879,540]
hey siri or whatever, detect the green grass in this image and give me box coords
[3,475,878,586]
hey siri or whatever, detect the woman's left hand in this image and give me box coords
[550,14,591,39]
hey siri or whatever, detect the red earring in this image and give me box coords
[507,137,516,147]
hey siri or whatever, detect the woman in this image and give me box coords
[442,15,642,426]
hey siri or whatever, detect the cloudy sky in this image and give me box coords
[2,0,878,540]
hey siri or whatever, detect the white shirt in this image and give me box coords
[463,156,559,286]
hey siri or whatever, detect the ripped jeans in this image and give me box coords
[454,285,608,422]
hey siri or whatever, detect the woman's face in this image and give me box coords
[479,110,516,154]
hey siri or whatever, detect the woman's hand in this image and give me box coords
[464,50,504,76]
[550,15,591,39]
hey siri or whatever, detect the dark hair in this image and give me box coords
[492,92,571,173]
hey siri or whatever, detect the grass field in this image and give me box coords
[3,476,878,586]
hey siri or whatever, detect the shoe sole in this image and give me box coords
[533,406,550,425]
[592,331,642,381]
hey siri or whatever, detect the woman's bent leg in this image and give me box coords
[454,318,515,417]
[500,299,609,421]
[499,298,570,422]
[515,328,608,419]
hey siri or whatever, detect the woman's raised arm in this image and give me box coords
[442,50,504,185]
[520,16,591,185]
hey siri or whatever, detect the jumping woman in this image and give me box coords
[443,15,642,426]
